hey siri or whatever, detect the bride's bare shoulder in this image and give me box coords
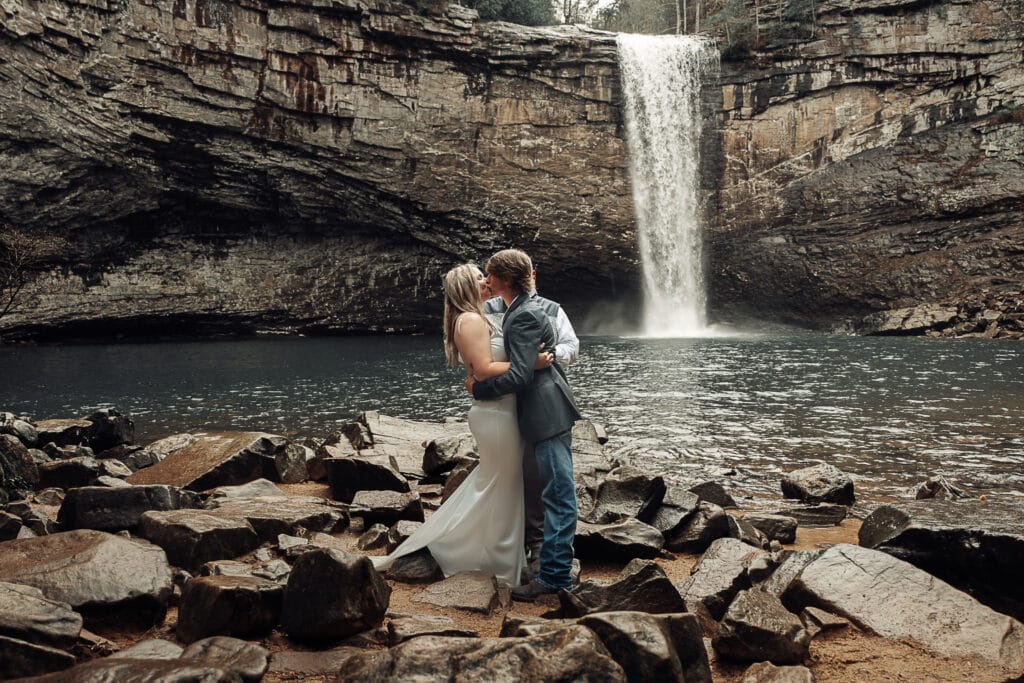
[455,311,487,335]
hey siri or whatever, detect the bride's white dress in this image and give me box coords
[371,330,526,586]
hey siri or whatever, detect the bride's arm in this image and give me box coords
[455,313,510,380]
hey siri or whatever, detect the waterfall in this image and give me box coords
[617,34,719,337]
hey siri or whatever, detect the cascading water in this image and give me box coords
[617,34,719,337]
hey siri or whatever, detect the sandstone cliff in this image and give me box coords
[709,0,1024,337]
[0,0,632,339]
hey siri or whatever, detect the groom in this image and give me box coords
[466,248,581,600]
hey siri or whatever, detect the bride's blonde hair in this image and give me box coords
[442,264,491,367]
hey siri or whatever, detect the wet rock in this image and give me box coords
[37,456,102,489]
[688,481,738,509]
[386,520,422,552]
[387,548,444,583]
[17,658,242,682]
[557,559,685,618]
[57,485,200,532]
[0,634,76,679]
[411,570,501,615]
[210,478,287,499]
[440,457,478,502]
[712,589,810,665]
[204,495,347,542]
[281,549,391,642]
[743,514,798,545]
[910,474,967,500]
[572,420,615,475]
[580,465,666,524]
[0,434,39,497]
[0,529,172,629]
[177,575,284,644]
[387,613,478,645]
[127,432,308,490]
[858,304,958,336]
[356,523,389,551]
[422,432,477,476]
[664,501,731,553]
[360,411,468,479]
[781,464,854,506]
[0,414,37,448]
[758,550,820,602]
[727,515,770,549]
[0,581,82,648]
[680,538,768,621]
[771,504,847,527]
[786,544,1024,670]
[180,636,270,683]
[578,611,712,683]
[324,454,410,504]
[575,518,664,561]
[337,626,626,682]
[649,487,701,535]
[110,639,184,659]
[138,509,261,572]
[350,490,424,526]
[858,499,1024,621]
[740,661,815,682]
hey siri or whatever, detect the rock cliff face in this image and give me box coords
[708,0,1024,336]
[1,0,1022,340]
[0,0,632,339]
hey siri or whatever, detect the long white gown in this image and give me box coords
[371,331,527,586]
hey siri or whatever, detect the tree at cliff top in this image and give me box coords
[0,225,66,326]
[462,0,555,24]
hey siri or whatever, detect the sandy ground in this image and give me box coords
[83,482,1020,682]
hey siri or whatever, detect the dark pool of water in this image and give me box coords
[2,334,1021,505]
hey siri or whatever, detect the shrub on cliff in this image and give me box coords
[463,0,555,25]
[0,224,67,326]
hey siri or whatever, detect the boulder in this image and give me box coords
[359,411,467,479]
[0,581,82,648]
[910,474,967,500]
[0,434,40,497]
[15,658,242,682]
[740,661,815,682]
[386,520,423,552]
[210,478,287,499]
[204,495,347,542]
[56,485,199,531]
[578,611,711,683]
[743,514,798,545]
[121,434,198,472]
[99,458,133,478]
[20,507,58,536]
[580,465,666,524]
[253,559,292,582]
[422,432,477,476]
[126,432,307,490]
[0,413,38,447]
[858,499,1024,621]
[0,530,172,628]
[800,606,850,638]
[180,636,270,683]
[34,418,92,449]
[680,538,767,621]
[771,504,847,527]
[758,550,820,601]
[281,549,391,642]
[336,627,626,682]
[324,454,410,504]
[387,548,444,583]
[0,510,23,540]
[649,487,701,537]
[177,576,284,644]
[785,544,1024,670]
[571,420,614,475]
[0,634,76,680]
[688,481,738,509]
[356,523,389,551]
[727,515,770,549]
[350,490,424,526]
[780,464,854,505]
[201,561,255,578]
[110,639,184,659]
[858,304,958,335]
[37,456,103,489]
[410,570,501,615]
[268,648,362,676]
[663,501,731,553]
[138,509,261,572]
[387,614,478,645]
[81,409,135,453]
[441,457,478,502]
[575,518,664,561]
[557,559,686,618]
[712,589,810,664]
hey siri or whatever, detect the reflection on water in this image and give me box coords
[2,334,1022,504]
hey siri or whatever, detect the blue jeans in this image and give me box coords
[533,432,576,590]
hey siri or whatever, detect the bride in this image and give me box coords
[371,263,553,586]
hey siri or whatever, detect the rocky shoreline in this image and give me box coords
[1,408,1022,682]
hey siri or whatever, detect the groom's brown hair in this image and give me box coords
[486,249,534,295]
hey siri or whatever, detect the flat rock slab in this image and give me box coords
[0,530,172,629]
[681,537,767,621]
[268,647,364,674]
[858,498,1024,621]
[0,634,77,680]
[350,489,424,526]
[110,639,184,660]
[57,484,199,531]
[387,613,479,645]
[712,589,810,665]
[411,570,500,614]
[126,432,292,490]
[138,509,261,572]
[741,661,815,683]
[558,559,685,617]
[360,411,466,479]
[0,581,82,649]
[204,495,347,542]
[324,454,410,504]
[772,503,847,527]
[181,636,270,683]
[12,658,241,682]
[575,518,664,561]
[337,627,626,682]
[177,576,284,644]
[788,543,1024,670]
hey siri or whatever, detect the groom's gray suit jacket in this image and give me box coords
[472,294,581,444]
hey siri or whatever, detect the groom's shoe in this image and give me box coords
[511,579,559,602]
